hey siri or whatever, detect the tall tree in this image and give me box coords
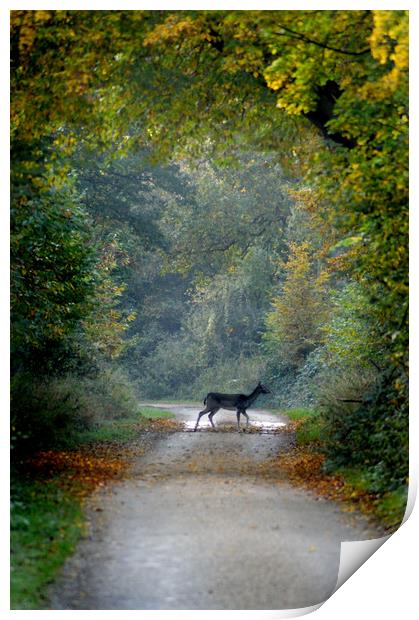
[265,241,330,368]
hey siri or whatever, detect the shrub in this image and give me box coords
[11,372,91,456]
[319,367,408,492]
[80,365,141,421]
[11,365,141,456]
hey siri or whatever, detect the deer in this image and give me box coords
[194,381,271,432]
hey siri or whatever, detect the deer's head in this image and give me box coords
[257,382,271,394]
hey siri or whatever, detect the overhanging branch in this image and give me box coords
[273,24,370,57]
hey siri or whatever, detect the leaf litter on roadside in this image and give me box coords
[255,444,386,525]
[26,417,183,500]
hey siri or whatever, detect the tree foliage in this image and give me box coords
[11,149,96,371]
[265,242,330,368]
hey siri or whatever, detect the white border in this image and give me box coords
[3,4,417,619]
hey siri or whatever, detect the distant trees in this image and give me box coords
[97,150,293,397]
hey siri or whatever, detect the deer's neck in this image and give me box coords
[245,387,261,406]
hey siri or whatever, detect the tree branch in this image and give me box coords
[368,358,383,372]
[273,24,370,57]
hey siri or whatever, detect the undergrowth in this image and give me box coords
[278,408,408,532]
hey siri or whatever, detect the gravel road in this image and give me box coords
[47,405,382,610]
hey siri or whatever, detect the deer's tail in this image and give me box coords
[203,396,207,405]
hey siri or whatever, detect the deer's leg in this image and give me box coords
[194,407,210,431]
[208,408,219,430]
[236,410,242,432]
[242,410,250,429]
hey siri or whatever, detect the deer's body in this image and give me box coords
[194,382,270,432]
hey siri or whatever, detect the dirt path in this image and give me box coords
[47,405,382,610]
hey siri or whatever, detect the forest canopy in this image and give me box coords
[11,10,408,492]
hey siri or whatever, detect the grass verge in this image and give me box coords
[11,475,85,609]
[10,406,175,609]
[74,407,175,445]
[138,406,175,419]
[140,399,201,407]
[281,408,324,445]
